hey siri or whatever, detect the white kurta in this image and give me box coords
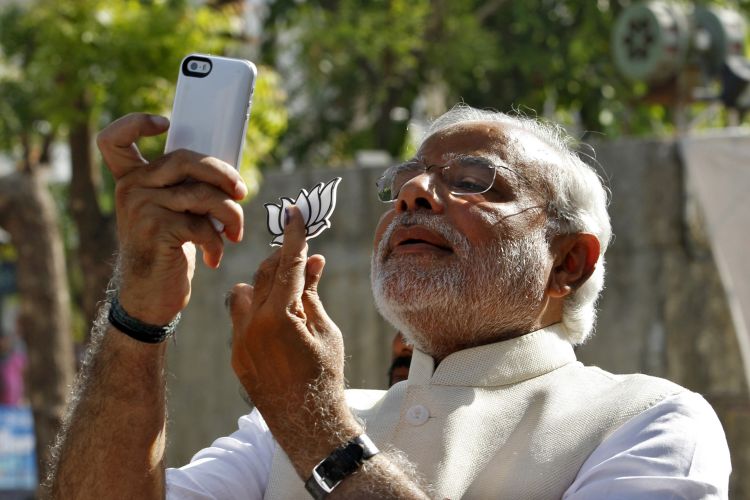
[167,325,731,499]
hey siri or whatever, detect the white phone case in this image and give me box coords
[165,54,257,168]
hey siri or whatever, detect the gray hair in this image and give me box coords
[420,105,612,344]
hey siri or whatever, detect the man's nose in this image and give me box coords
[395,172,446,214]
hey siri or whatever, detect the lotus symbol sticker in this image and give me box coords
[264,177,342,246]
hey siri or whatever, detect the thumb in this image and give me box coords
[228,283,254,331]
[97,113,170,179]
[302,255,335,332]
[228,283,259,386]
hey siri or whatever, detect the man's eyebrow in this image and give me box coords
[410,152,505,165]
[404,153,532,187]
[448,153,532,186]
[397,156,425,167]
[440,152,504,164]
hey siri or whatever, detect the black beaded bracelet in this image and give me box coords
[108,295,180,344]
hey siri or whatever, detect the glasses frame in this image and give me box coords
[375,155,527,203]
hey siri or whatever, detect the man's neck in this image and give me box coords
[430,318,561,365]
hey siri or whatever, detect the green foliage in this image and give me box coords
[0,0,226,132]
[0,242,16,262]
[0,0,288,340]
[268,0,442,163]
[0,0,287,182]
[242,67,288,194]
[265,0,750,164]
[457,0,690,138]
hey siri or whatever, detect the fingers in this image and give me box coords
[269,206,309,305]
[115,147,248,244]
[305,255,326,293]
[247,250,282,316]
[241,252,328,326]
[137,149,247,201]
[235,208,328,339]
[302,255,335,332]
[97,113,170,179]
[145,183,245,242]
[164,211,226,267]
[228,283,258,384]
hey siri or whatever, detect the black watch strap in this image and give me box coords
[108,294,180,344]
[304,434,379,499]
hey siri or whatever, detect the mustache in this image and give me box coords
[376,212,470,260]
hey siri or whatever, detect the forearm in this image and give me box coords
[331,449,432,499]
[46,112,247,498]
[45,303,168,499]
[283,426,432,499]
[272,399,431,500]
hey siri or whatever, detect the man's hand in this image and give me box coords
[46,111,248,498]
[98,113,247,325]
[228,206,361,477]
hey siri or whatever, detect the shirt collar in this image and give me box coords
[406,323,576,388]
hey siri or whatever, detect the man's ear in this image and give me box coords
[547,233,600,299]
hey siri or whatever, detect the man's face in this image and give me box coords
[370,121,556,360]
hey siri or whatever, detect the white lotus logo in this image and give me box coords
[264,177,342,246]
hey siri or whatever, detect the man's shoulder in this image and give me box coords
[574,363,686,396]
[567,390,731,497]
[555,363,689,422]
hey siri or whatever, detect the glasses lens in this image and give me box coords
[377,162,423,202]
[376,158,497,201]
[376,177,393,202]
[443,158,496,194]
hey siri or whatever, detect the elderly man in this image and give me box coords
[48,106,730,499]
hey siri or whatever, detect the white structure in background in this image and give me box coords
[0,144,70,184]
[681,133,750,388]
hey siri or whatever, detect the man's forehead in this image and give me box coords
[417,121,560,167]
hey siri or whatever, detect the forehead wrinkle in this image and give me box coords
[421,121,551,172]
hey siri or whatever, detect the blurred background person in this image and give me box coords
[388,332,413,387]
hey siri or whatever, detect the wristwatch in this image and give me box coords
[304,434,380,499]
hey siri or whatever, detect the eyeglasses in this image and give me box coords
[376,155,521,203]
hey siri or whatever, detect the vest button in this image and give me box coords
[405,405,429,426]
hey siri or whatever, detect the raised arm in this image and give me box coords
[228,206,430,499]
[45,113,247,499]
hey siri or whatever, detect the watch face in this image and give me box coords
[306,467,337,498]
[318,451,354,485]
[322,475,339,489]
[306,435,380,497]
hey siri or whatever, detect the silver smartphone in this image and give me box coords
[165,54,257,231]
[165,53,257,168]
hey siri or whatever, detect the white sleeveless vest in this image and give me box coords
[263,325,683,499]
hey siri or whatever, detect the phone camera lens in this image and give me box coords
[189,62,198,71]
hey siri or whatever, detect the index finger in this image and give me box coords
[268,205,309,305]
[96,113,170,179]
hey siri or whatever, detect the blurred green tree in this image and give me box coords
[263,0,749,164]
[0,0,285,482]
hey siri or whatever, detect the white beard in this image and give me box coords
[371,212,549,360]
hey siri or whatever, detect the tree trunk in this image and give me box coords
[68,116,117,337]
[0,170,75,483]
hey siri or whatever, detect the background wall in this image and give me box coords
[165,136,750,497]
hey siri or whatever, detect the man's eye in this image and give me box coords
[453,177,486,192]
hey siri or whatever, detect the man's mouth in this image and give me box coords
[388,226,454,256]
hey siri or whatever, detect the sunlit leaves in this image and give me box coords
[268,0,748,162]
[241,68,288,195]
[0,0,287,184]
